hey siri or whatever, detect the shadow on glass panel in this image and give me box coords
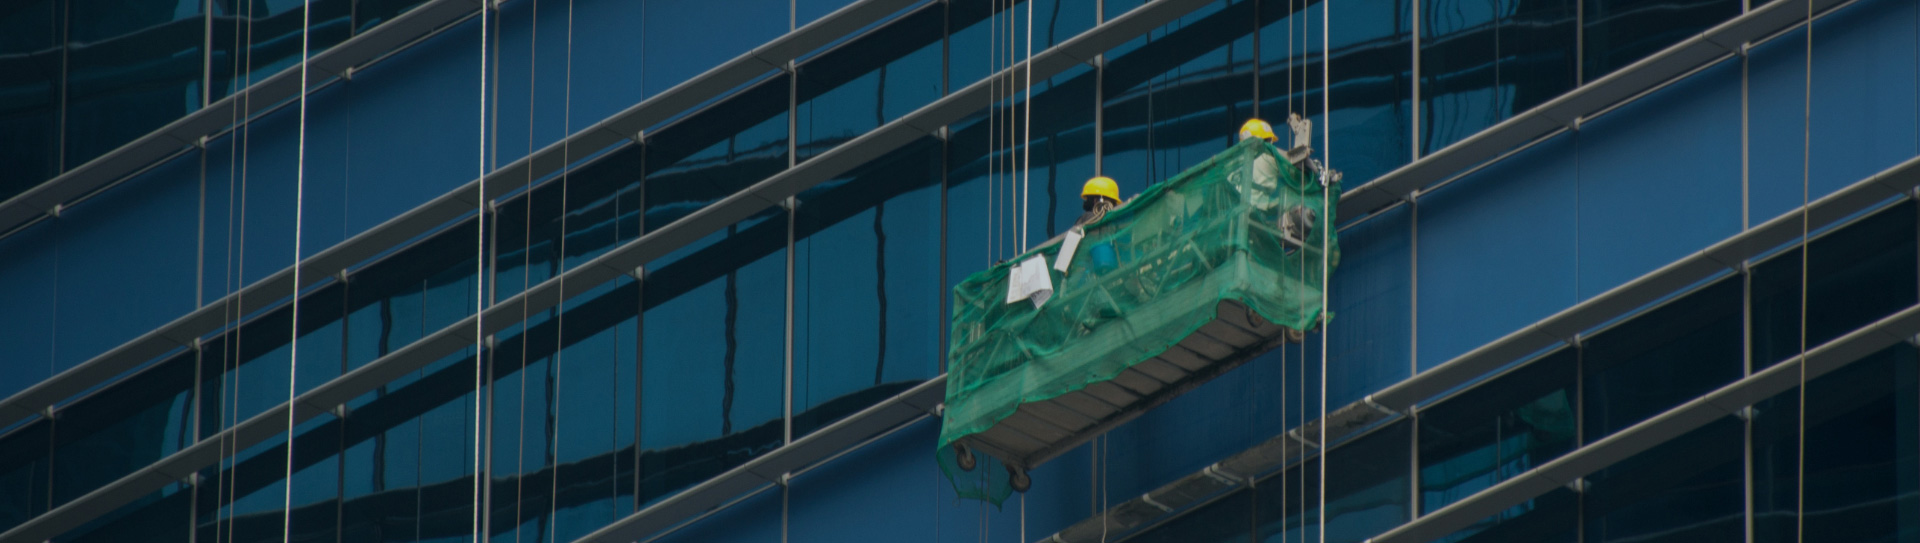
[63,0,206,172]
[1584,416,1744,543]
[1251,420,1411,543]
[1419,348,1577,515]
[1751,201,1918,371]
[1752,345,1920,543]
[0,0,62,198]
[1581,0,1738,81]
[1581,277,1741,441]
[1434,487,1579,543]
[1418,0,1577,154]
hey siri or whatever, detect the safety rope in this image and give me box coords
[1317,0,1331,537]
[548,0,576,538]
[281,0,313,538]
[1795,0,1810,539]
[471,0,490,541]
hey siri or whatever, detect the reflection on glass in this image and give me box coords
[1104,1,1256,191]
[1420,349,1576,515]
[643,75,790,234]
[209,0,352,102]
[1581,0,1738,81]
[796,4,943,161]
[0,0,62,198]
[1419,0,1576,154]
[63,0,204,171]
[793,138,943,437]
[1581,278,1740,441]
[1259,0,1415,186]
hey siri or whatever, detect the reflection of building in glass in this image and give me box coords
[0,0,1914,541]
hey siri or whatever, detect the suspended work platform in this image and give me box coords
[938,137,1341,504]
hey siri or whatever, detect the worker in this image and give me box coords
[1239,118,1279,144]
[1076,176,1122,227]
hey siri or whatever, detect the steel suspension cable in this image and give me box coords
[282,0,312,540]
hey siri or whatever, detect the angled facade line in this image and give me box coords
[1366,303,1920,543]
[0,0,480,240]
[0,0,1220,540]
[0,0,924,434]
[1037,153,1920,543]
[1337,0,1852,221]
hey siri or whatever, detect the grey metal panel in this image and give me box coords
[1085,381,1143,406]
[1052,391,1121,420]
[1132,358,1191,384]
[1368,304,1920,543]
[0,0,925,435]
[1339,0,1851,221]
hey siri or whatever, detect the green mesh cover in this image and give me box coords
[937,139,1342,504]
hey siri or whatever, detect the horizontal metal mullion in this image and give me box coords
[1339,0,1847,221]
[0,0,478,239]
[1370,303,1920,543]
[0,0,921,435]
[1044,152,1920,543]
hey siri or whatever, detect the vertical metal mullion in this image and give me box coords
[1574,344,1587,543]
[1409,0,1420,161]
[203,0,214,109]
[1252,0,1261,120]
[938,0,950,376]
[1408,407,1422,520]
[784,57,798,449]
[1410,200,1418,376]
[632,146,646,513]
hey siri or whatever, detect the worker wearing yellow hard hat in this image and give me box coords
[1076,176,1121,227]
[1239,118,1279,143]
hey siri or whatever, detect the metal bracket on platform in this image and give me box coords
[1286,428,1319,448]
[1202,463,1246,487]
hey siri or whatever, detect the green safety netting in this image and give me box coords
[938,138,1342,504]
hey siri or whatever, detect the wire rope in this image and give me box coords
[472,0,490,541]
[1795,0,1810,540]
[1317,1,1330,541]
[548,0,576,539]
[282,0,313,536]
[1022,0,1034,253]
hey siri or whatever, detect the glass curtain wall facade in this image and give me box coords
[0,0,1915,541]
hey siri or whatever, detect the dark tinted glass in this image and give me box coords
[1419,348,1577,514]
[63,0,203,170]
[793,138,943,437]
[1103,1,1257,194]
[1128,489,1255,543]
[1259,0,1415,186]
[1581,0,1738,80]
[1583,417,1744,543]
[1752,346,1920,543]
[0,0,62,197]
[796,4,943,161]
[1435,487,1579,543]
[1751,202,1918,369]
[1254,420,1412,543]
[1418,0,1577,154]
[1581,278,1741,440]
[641,74,790,234]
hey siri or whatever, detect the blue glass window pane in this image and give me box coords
[1326,204,1412,405]
[641,0,786,98]
[638,217,785,508]
[53,152,199,374]
[1751,202,1917,370]
[796,4,943,161]
[1572,59,1740,300]
[1258,0,1415,186]
[209,0,352,103]
[1580,0,1737,81]
[64,0,203,170]
[0,221,58,399]
[793,138,943,437]
[1417,0,1576,154]
[1255,420,1412,543]
[354,0,433,32]
[1581,278,1741,441]
[0,0,61,198]
[1419,348,1577,514]
[642,74,790,234]
[0,421,52,533]
[1103,1,1257,192]
[1583,417,1744,542]
[1752,346,1920,543]
[1433,487,1579,543]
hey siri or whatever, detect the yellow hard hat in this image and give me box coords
[1081,176,1120,201]
[1239,118,1277,143]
